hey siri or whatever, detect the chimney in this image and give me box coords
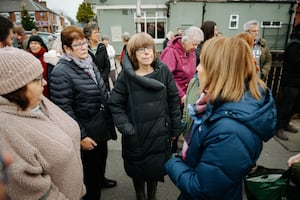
[39,1,47,8]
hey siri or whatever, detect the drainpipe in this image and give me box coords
[136,0,142,33]
[202,2,206,24]
[286,2,296,48]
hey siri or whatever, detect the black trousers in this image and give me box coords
[81,141,108,200]
[277,86,300,129]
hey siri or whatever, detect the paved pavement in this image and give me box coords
[101,119,300,200]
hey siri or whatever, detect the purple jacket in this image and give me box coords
[160,36,197,102]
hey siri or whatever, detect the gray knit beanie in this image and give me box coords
[0,47,43,95]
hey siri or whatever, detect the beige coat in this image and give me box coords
[0,97,85,200]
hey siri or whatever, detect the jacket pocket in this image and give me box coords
[122,133,142,160]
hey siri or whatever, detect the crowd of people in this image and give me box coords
[1,14,300,200]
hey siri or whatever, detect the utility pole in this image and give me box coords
[136,0,141,32]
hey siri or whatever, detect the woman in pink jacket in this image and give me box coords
[160,26,203,107]
[161,26,203,153]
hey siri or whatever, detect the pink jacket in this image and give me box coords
[160,36,197,102]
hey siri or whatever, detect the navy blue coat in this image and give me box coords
[49,58,115,142]
[165,88,277,199]
[110,53,181,181]
[88,43,111,89]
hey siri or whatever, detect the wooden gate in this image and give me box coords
[266,51,284,102]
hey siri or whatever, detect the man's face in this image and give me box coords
[248,25,259,40]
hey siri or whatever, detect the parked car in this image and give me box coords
[25,31,57,49]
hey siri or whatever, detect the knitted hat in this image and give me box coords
[0,47,43,95]
[27,35,48,51]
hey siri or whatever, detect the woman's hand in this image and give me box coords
[80,137,97,151]
[181,140,189,161]
[288,153,300,167]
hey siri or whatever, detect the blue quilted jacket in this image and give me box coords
[165,87,277,200]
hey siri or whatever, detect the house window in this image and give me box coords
[229,14,239,29]
[261,21,282,28]
[122,10,128,15]
[29,12,35,20]
[39,12,44,18]
[0,13,9,18]
[134,11,167,40]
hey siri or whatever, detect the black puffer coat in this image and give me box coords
[88,43,111,89]
[49,58,116,142]
[110,53,181,181]
[281,34,300,88]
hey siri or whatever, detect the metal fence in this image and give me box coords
[261,23,291,50]
[266,51,284,102]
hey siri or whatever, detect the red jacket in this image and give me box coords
[30,48,49,98]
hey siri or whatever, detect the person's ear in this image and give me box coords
[63,45,72,54]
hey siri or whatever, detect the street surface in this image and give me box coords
[102,119,300,199]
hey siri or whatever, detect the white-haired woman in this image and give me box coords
[161,26,203,107]
[160,26,203,152]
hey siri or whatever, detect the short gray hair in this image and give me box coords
[243,20,259,31]
[121,32,130,42]
[182,26,204,43]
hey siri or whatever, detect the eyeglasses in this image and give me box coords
[136,46,153,54]
[71,40,88,49]
[191,42,200,47]
[92,30,100,35]
[33,75,43,85]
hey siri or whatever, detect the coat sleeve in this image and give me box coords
[165,66,181,137]
[261,43,272,79]
[165,126,255,199]
[181,78,199,137]
[160,49,185,99]
[49,66,87,139]
[286,43,300,67]
[101,46,111,88]
[108,45,116,59]
[110,71,135,136]
[5,144,69,200]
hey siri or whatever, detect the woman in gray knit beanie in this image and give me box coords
[0,47,85,200]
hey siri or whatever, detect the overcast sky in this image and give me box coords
[44,0,83,20]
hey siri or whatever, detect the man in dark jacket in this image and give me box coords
[84,24,111,91]
[276,23,300,140]
[244,20,272,81]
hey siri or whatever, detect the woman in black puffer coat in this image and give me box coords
[110,32,181,200]
[49,26,116,200]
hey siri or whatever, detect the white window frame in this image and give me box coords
[29,11,35,20]
[0,13,10,18]
[15,12,21,23]
[261,21,282,28]
[228,14,239,30]
[134,11,167,42]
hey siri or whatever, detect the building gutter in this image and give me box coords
[93,4,167,10]
[202,2,206,24]
[285,2,297,47]
[172,0,297,3]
